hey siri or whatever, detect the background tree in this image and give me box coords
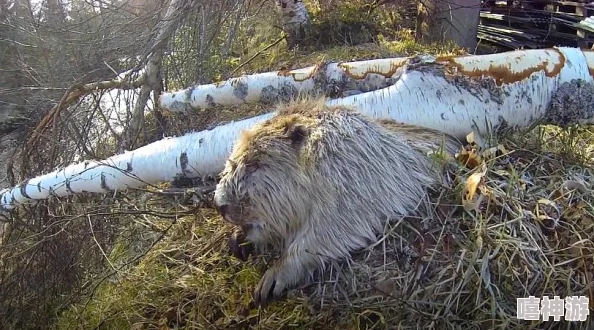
[415,0,482,52]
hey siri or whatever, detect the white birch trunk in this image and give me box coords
[2,47,594,211]
[158,57,409,112]
[0,113,275,210]
[276,0,312,49]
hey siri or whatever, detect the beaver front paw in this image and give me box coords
[228,228,254,262]
[253,265,289,307]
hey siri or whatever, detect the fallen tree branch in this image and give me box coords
[14,76,145,159]
[158,56,410,111]
[1,47,594,211]
[229,34,286,77]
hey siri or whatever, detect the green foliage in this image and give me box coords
[162,0,463,89]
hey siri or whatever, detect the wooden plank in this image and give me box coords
[479,0,594,49]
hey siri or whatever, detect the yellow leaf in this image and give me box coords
[464,172,484,201]
[466,131,476,145]
[462,165,487,211]
[456,147,482,170]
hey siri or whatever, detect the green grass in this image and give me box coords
[54,124,594,330]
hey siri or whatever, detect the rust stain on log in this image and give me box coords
[338,59,407,80]
[582,50,594,78]
[277,68,292,77]
[436,48,566,87]
[277,64,321,82]
[214,79,227,88]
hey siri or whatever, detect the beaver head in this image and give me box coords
[213,113,316,247]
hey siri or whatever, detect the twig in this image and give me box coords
[6,76,146,184]
[229,34,286,77]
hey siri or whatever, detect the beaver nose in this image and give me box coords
[216,203,229,218]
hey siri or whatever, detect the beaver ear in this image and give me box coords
[285,124,308,147]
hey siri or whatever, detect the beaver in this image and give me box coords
[213,98,462,307]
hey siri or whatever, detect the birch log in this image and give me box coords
[325,47,594,140]
[1,47,594,211]
[158,57,409,112]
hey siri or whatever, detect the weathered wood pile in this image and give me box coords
[479,0,594,50]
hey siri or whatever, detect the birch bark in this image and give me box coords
[2,47,593,211]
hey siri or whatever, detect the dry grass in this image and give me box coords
[53,122,594,330]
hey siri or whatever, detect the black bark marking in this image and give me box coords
[544,79,594,127]
[260,82,299,105]
[205,94,216,108]
[185,86,195,101]
[65,179,73,194]
[126,162,133,172]
[100,173,110,191]
[278,82,299,102]
[19,182,30,199]
[180,152,189,173]
[311,61,336,97]
[260,85,278,105]
[37,182,42,192]
[168,101,195,112]
[232,79,249,101]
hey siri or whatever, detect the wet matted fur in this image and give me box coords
[213,98,462,306]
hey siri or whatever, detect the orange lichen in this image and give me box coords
[277,64,321,82]
[338,58,408,79]
[436,48,566,87]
